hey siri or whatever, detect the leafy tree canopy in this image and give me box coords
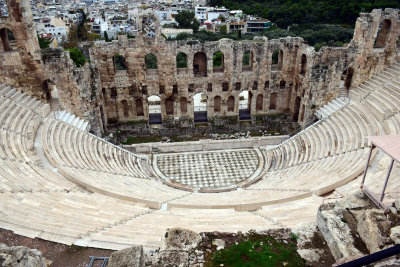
[175,10,200,33]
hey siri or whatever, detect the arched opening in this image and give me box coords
[142,15,156,38]
[193,52,207,77]
[145,53,157,69]
[121,100,129,117]
[278,49,283,70]
[239,90,251,120]
[264,80,269,90]
[300,54,307,75]
[165,97,174,115]
[271,49,279,68]
[280,80,286,89]
[148,95,162,124]
[213,51,224,72]
[214,96,221,113]
[42,80,52,101]
[176,52,187,69]
[227,96,235,112]
[0,28,15,52]
[114,54,127,70]
[256,94,263,111]
[180,97,187,113]
[193,92,207,122]
[344,68,354,91]
[100,106,105,126]
[293,96,301,121]
[270,93,277,110]
[374,19,392,48]
[299,104,305,122]
[135,99,144,116]
[242,50,252,71]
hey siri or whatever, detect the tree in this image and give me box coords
[218,15,226,22]
[175,10,200,33]
[67,47,86,67]
[219,25,227,34]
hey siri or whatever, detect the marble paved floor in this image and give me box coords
[153,149,262,189]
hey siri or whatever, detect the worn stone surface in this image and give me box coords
[0,243,47,267]
[297,248,324,262]
[1,1,399,134]
[161,228,202,251]
[317,206,363,260]
[390,225,400,244]
[108,245,145,267]
[335,190,372,210]
[356,209,389,253]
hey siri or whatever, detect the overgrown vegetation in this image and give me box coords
[145,53,158,69]
[206,232,305,267]
[114,54,127,70]
[176,52,187,68]
[209,0,400,28]
[67,47,86,67]
[37,35,50,49]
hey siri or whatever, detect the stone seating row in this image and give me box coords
[0,158,77,193]
[42,118,150,179]
[0,191,150,246]
[250,148,370,195]
[56,166,189,209]
[85,208,274,251]
[383,113,400,135]
[266,102,382,171]
[349,62,400,101]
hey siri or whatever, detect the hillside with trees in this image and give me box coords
[209,0,400,28]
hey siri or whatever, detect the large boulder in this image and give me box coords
[356,209,390,253]
[0,244,47,267]
[160,228,201,251]
[108,245,144,267]
[317,205,363,260]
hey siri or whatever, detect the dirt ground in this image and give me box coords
[0,229,115,267]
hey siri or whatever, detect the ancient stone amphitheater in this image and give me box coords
[0,0,400,253]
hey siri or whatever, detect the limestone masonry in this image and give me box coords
[0,0,399,134]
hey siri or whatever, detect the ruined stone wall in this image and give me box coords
[0,2,399,132]
[90,9,399,129]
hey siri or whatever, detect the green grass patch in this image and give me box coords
[207,233,305,267]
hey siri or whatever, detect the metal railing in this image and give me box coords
[338,244,400,266]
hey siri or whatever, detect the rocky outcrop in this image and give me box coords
[108,245,145,267]
[0,244,48,267]
[317,205,364,260]
[160,228,202,251]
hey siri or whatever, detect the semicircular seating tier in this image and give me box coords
[0,61,399,251]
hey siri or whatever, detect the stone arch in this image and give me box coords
[148,95,162,124]
[213,51,224,72]
[293,96,301,121]
[280,80,286,89]
[165,97,174,115]
[270,93,277,110]
[145,53,157,69]
[264,80,269,90]
[0,28,15,52]
[242,50,253,71]
[374,19,392,48]
[176,52,187,68]
[193,52,207,77]
[271,49,279,67]
[214,96,221,112]
[256,94,263,111]
[227,95,235,112]
[239,90,251,120]
[344,67,354,91]
[278,49,283,70]
[121,100,129,117]
[193,92,207,122]
[180,97,187,113]
[41,80,52,101]
[135,99,144,116]
[113,54,127,70]
[300,54,307,75]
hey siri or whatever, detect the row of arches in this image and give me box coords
[112,49,307,76]
[117,92,279,124]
